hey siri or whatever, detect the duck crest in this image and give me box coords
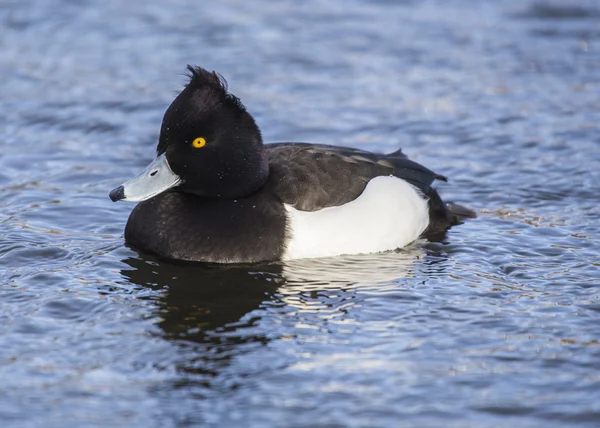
[185,65,246,113]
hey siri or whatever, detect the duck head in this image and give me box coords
[110,66,268,202]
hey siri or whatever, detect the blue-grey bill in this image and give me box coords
[109,153,182,202]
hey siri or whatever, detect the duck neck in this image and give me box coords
[179,142,270,199]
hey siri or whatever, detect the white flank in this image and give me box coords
[282,176,430,260]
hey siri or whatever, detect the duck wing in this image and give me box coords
[265,143,446,212]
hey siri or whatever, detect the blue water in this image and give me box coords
[1,0,600,426]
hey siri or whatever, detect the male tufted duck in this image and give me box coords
[109,66,474,263]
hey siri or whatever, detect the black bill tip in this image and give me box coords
[109,185,125,202]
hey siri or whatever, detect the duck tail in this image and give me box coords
[421,188,476,239]
[446,201,477,223]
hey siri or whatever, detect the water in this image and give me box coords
[1,0,600,426]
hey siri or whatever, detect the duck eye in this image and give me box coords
[192,137,206,148]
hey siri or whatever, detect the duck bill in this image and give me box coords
[109,153,182,202]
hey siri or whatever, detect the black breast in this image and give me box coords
[124,190,287,263]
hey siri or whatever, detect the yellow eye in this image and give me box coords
[192,137,206,148]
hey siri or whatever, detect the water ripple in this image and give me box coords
[1,0,600,427]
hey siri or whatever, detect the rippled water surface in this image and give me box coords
[2,0,600,426]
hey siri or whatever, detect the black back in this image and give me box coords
[264,143,446,211]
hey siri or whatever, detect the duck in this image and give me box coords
[109,66,474,263]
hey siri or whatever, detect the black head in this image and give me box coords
[158,66,268,198]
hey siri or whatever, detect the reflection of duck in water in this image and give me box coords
[120,255,282,344]
[120,247,446,345]
[120,249,448,379]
